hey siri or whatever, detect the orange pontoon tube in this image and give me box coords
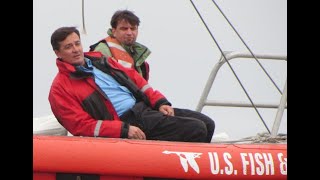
[33,135,287,180]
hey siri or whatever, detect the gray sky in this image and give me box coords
[33,0,287,140]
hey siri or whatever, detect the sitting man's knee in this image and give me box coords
[193,121,208,141]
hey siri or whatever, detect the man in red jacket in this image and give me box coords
[49,26,215,143]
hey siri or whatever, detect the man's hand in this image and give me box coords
[159,105,175,116]
[128,125,146,140]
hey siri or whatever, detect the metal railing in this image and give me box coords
[196,51,287,137]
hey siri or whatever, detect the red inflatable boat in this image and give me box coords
[33,135,287,180]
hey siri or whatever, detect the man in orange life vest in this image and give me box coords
[89,10,151,81]
[49,26,215,142]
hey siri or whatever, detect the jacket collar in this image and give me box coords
[56,58,92,79]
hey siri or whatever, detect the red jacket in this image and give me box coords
[49,52,170,138]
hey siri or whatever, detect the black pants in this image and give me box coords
[120,102,215,143]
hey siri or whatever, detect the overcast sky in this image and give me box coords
[33,0,287,140]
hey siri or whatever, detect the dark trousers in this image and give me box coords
[120,102,215,143]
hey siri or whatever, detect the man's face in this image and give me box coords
[112,19,138,46]
[54,32,85,66]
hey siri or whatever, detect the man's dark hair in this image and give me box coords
[110,10,140,28]
[51,26,80,50]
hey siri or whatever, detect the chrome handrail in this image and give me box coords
[196,51,287,136]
